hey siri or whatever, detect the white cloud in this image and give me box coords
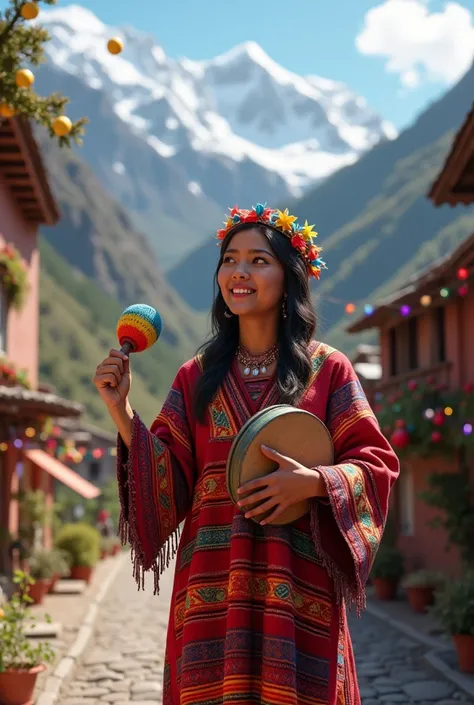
[356,0,474,88]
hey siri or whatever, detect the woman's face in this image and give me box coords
[217,227,285,318]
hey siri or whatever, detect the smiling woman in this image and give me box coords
[93,203,400,705]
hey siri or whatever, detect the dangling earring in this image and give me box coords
[282,293,288,319]
[224,307,233,318]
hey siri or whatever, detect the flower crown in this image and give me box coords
[216,203,327,280]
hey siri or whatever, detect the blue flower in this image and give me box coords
[232,214,241,223]
[255,203,266,216]
[292,221,300,232]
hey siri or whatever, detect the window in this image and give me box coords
[408,316,418,370]
[388,316,419,376]
[0,286,7,354]
[434,307,446,363]
[389,327,397,376]
[398,465,415,537]
[88,461,101,483]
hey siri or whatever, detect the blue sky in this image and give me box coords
[3,0,474,129]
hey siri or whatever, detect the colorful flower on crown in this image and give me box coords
[215,203,327,280]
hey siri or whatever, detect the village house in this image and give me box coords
[0,116,100,576]
[351,343,381,406]
[347,106,474,576]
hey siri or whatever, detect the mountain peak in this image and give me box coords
[38,4,106,34]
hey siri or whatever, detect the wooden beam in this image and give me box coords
[2,176,31,185]
[0,150,23,160]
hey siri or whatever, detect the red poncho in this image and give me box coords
[117,342,399,705]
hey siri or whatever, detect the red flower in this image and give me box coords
[464,383,474,394]
[244,211,259,223]
[291,234,306,252]
[407,380,417,391]
[217,228,227,240]
[229,206,240,217]
[308,245,319,261]
[431,431,442,443]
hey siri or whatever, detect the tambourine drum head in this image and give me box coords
[226,405,334,526]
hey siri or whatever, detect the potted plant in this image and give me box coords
[100,536,112,560]
[47,548,71,594]
[370,545,404,600]
[431,572,474,674]
[402,570,446,613]
[54,523,100,584]
[110,537,121,556]
[0,571,54,705]
[25,550,54,605]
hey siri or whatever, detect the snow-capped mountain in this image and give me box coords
[35,5,397,267]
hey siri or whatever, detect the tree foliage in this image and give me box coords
[0,0,87,146]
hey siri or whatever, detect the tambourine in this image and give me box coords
[226,404,334,525]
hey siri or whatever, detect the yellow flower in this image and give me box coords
[0,607,5,618]
[300,220,317,241]
[275,209,297,233]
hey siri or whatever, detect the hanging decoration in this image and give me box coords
[328,265,471,317]
[0,242,29,310]
[107,37,124,55]
[52,115,72,137]
[20,3,39,20]
[0,103,15,117]
[15,68,34,88]
[375,379,474,459]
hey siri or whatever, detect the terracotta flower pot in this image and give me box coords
[47,573,61,594]
[70,565,93,584]
[0,663,46,705]
[406,585,435,613]
[27,579,49,605]
[453,634,474,674]
[373,577,398,601]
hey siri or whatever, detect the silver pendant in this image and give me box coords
[252,368,259,376]
[244,367,251,376]
[260,365,267,374]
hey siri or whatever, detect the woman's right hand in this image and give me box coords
[93,349,131,409]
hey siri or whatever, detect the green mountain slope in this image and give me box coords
[39,239,186,430]
[168,63,474,354]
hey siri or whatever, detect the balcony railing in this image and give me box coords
[375,361,453,395]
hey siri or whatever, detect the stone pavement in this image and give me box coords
[55,557,473,705]
[348,611,473,704]
[32,554,123,701]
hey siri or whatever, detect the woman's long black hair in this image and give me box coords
[193,222,317,422]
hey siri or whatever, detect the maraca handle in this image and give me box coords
[121,341,134,355]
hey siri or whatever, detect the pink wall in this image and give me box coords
[376,284,474,575]
[397,457,462,577]
[0,182,39,388]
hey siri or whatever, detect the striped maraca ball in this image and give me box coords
[116,304,163,353]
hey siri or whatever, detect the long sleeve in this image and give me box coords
[310,351,399,613]
[117,363,197,594]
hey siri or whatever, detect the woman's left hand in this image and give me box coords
[237,444,327,525]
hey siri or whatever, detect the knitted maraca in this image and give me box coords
[116,304,163,355]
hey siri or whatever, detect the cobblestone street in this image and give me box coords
[56,557,473,705]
